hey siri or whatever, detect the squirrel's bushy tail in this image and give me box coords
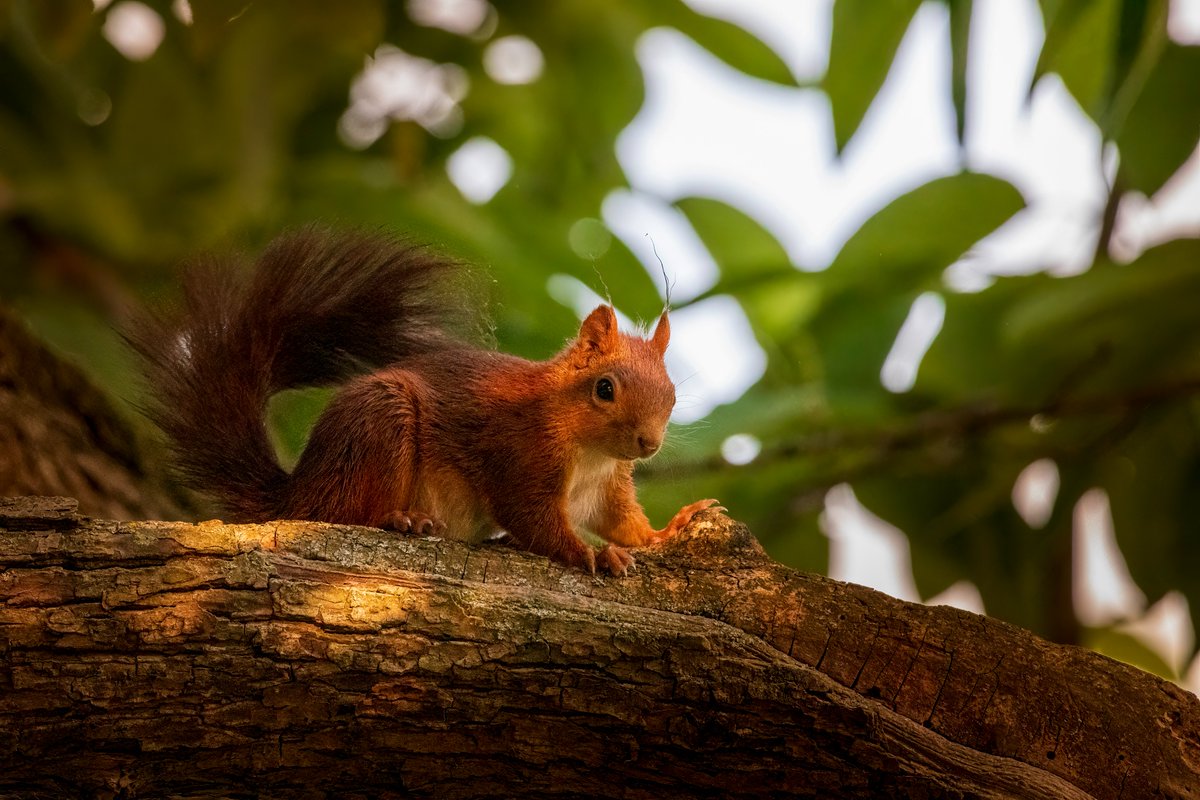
[126,226,466,521]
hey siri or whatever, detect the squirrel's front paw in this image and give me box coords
[565,542,634,577]
[649,498,723,543]
[383,510,446,536]
[595,544,635,577]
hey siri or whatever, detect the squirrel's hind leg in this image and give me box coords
[286,369,433,530]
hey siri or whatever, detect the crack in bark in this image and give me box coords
[850,624,882,691]
[924,648,955,728]
[892,626,929,706]
[815,628,834,671]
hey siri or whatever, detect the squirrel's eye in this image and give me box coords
[595,377,615,402]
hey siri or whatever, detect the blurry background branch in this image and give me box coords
[647,371,1200,478]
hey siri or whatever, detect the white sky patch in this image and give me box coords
[1188,651,1200,697]
[102,2,164,62]
[1073,489,1147,627]
[446,136,512,204]
[1121,591,1195,676]
[1012,458,1060,529]
[881,291,945,393]
[1110,146,1200,262]
[926,580,987,615]
[484,36,544,85]
[340,46,468,148]
[1170,0,1200,43]
[721,433,762,465]
[172,0,192,25]
[821,484,921,602]
[833,2,960,255]
[406,0,491,36]
[618,29,830,267]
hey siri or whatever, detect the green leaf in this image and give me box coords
[824,0,922,152]
[1113,0,1154,92]
[948,0,971,144]
[24,0,96,61]
[658,4,797,86]
[1031,0,1119,119]
[658,384,825,460]
[1099,407,1200,628]
[1034,0,1168,133]
[1114,43,1200,195]
[803,174,1022,416]
[810,290,918,416]
[825,172,1026,292]
[915,273,1052,402]
[675,196,793,288]
[855,463,1080,638]
[1002,239,1200,394]
[1099,0,1168,140]
[1085,626,1178,680]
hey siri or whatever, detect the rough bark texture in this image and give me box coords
[1,496,1197,799]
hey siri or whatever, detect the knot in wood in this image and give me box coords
[659,510,765,565]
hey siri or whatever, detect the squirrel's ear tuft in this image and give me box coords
[651,311,670,355]
[578,305,619,355]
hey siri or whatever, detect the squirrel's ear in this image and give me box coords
[578,305,619,355]
[651,311,670,355]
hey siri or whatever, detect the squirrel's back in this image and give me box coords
[126,226,470,521]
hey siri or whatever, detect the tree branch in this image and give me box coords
[1,496,1196,798]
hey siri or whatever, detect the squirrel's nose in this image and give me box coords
[637,435,661,456]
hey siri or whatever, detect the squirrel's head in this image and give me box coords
[566,304,675,461]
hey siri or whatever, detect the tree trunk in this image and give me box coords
[1,496,1196,799]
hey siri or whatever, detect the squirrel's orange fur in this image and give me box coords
[128,227,716,575]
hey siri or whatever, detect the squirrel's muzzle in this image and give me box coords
[636,434,662,458]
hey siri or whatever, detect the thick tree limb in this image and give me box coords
[0,496,1196,798]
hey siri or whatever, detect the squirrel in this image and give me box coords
[127,227,718,575]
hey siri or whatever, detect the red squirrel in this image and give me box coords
[128,227,717,575]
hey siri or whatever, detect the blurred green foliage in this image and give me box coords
[2,0,1198,679]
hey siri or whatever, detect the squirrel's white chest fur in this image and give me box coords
[567,450,617,530]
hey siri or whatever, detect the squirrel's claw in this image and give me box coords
[647,498,722,543]
[596,544,635,577]
[572,543,634,577]
[383,510,446,537]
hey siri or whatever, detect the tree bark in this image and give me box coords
[1,496,1196,799]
